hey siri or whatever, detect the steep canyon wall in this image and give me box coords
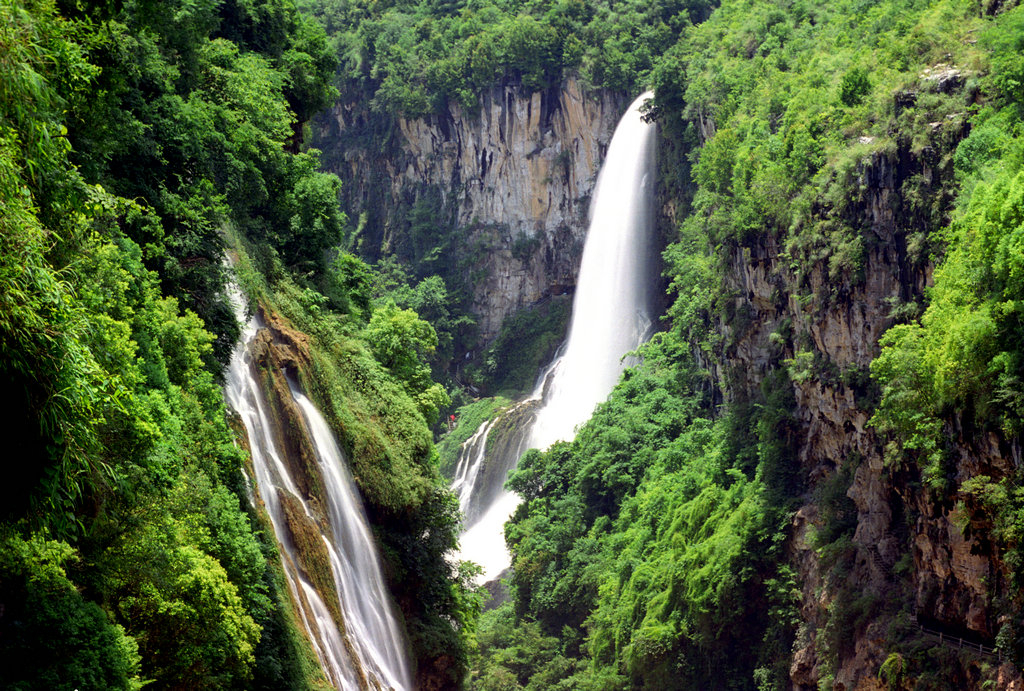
[683,96,1023,688]
[314,78,626,340]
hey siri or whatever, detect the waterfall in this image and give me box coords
[456,92,658,582]
[450,417,501,523]
[225,297,412,691]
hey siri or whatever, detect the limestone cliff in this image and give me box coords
[680,74,1024,689]
[313,78,626,340]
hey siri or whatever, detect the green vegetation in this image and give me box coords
[470,332,801,689]
[0,533,142,690]
[438,396,514,477]
[0,0,472,687]
[0,1,301,682]
[6,0,1024,684]
[299,0,715,117]
[368,256,478,374]
[232,232,481,684]
[462,0,1024,688]
[870,3,1024,663]
[468,295,573,397]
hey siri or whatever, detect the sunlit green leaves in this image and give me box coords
[0,2,343,688]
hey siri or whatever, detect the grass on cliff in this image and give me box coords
[437,397,513,479]
[466,295,572,398]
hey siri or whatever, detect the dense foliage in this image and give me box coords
[6,0,1024,685]
[0,0,473,687]
[870,3,1024,665]
[298,0,715,117]
[467,296,573,398]
[0,0,340,686]
[471,320,802,690]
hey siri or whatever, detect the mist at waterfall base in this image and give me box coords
[225,299,412,691]
[455,92,658,583]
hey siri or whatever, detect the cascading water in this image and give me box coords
[290,387,413,690]
[450,417,501,522]
[455,92,658,582]
[225,295,412,690]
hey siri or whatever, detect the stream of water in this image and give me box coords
[225,297,412,690]
[454,92,658,582]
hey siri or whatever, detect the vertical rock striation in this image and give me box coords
[314,78,626,339]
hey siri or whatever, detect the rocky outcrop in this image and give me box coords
[315,78,627,339]
[248,307,325,511]
[688,83,1022,687]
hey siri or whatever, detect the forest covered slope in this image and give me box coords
[2,0,1024,689]
[478,1,1023,689]
[0,0,473,688]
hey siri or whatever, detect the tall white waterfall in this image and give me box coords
[527,91,657,450]
[456,92,658,582]
[225,299,412,690]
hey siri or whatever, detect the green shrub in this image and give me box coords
[0,533,142,691]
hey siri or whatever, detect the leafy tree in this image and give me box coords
[838,66,870,106]
[0,533,143,691]
[366,302,451,422]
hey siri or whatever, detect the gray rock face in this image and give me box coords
[315,79,626,340]
[699,113,1020,689]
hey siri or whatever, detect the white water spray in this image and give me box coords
[450,417,500,522]
[528,91,657,449]
[456,92,658,582]
[225,295,412,690]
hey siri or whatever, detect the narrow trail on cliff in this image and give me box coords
[454,91,658,582]
[225,291,412,691]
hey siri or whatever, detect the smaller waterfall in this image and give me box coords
[450,418,500,522]
[454,92,657,582]
[291,387,412,691]
[450,397,541,528]
[450,398,540,580]
[225,294,412,690]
